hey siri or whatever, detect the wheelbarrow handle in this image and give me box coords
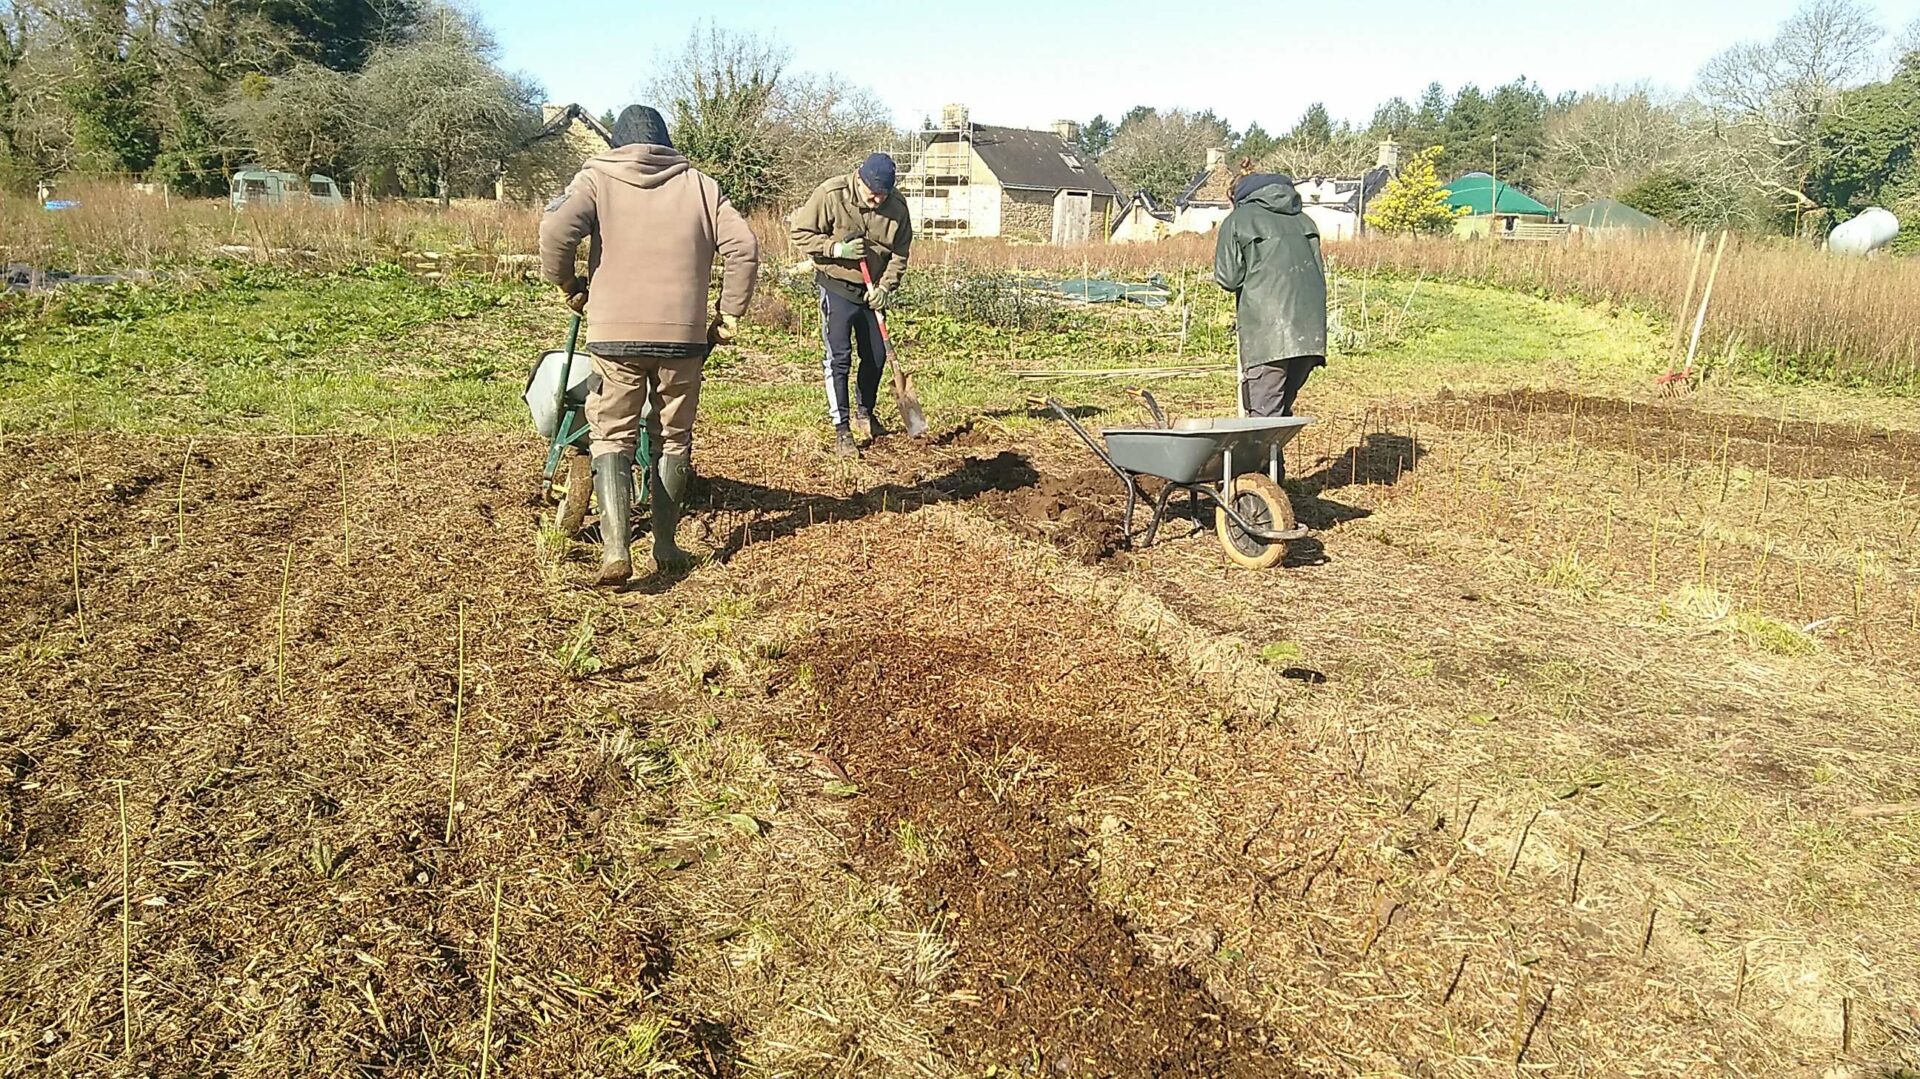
[1126,387,1167,428]
[554,311,582,420]
[1045,397,1133,489]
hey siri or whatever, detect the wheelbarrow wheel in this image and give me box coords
[554,451,592,537]
[1215,473,1294,570]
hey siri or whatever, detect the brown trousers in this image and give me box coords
[586,354,704,459]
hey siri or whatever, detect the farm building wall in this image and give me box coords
[498,113,611,203]
[1000,188,1056,242]
[1111,207,1169,243]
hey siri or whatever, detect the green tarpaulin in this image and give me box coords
[1445,174,1555,216]
[1562,199,1663,230]
[1021,275,1173,307]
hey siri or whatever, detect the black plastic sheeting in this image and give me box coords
[3,265,131,292]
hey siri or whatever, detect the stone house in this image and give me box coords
[1119,147,1391,241]
[1110,191,1175,243]
[495,104,614,203]
[895,107,1120,243]
[1167,149,1239,237]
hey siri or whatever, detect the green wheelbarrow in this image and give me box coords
[523,313,656,536]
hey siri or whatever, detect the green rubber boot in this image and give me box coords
[592,451,634,585]
[652,452,692,571]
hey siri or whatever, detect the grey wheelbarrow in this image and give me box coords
[1047,396,1310,569]
[523,313,655,535]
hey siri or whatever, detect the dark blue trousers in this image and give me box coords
[818,286,885,428]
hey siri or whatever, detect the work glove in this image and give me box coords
[864,285,891,311]
[829,237,866,260]
[707,312,739,345]
[564,287,588,313]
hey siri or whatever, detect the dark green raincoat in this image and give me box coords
[1213,176,1328,367]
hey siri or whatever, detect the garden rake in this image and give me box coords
[1659,231,1728,397]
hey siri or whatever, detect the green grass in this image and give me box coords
[0,264,546,434]
[0,262,1748,438]
[1728,609,1817,656]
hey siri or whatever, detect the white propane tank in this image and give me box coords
[1828,208,1900,256]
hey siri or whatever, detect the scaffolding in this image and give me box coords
[882,103,981,238]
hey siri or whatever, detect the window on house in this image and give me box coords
[1059,153,1084,171]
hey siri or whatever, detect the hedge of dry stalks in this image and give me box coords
[8,187,1916,387]
[1328,233,1920,388]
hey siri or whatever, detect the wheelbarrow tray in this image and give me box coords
[1100,416,1312,484]
[523,348,599,441]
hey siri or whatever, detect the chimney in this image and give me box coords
[1206,147,1228,171]
[940,103,970,130]
[1053,120,1082,143]
[1377,139,1399,171]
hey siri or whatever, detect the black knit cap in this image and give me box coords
[610,105,673,149]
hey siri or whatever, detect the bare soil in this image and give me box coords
[1436,388,1920,484]
[0,438,745,1075]
[3,390,1917,1077]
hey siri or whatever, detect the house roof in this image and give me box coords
[1294,169,1394,212]
[530,104,613,149]
[1562,198,1663,230]
[1180,166,1392,211]
[1179,163,1234,208]
[1112,191,1174,233]
[1446,174,1555,216]
[967,125,1118,196]
[1130,190,1171,216]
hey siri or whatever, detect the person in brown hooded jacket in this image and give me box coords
[540,105,759,585]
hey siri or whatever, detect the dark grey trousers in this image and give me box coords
[1243,355,1324,418]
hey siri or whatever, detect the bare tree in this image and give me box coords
[1538,85,1686,202]
[1263,131,1376,180]
[645,23,895,210]
[1101,108,1231,203]
[1897,16,1920,62]
[772,71,893,197]
[1694,0,1883,213]
[356,13,541,205]
[0,3,83,184]
[219,62,354,178]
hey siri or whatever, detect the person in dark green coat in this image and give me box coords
[1213,173,1327,418]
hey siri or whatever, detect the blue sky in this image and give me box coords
[472,0,1919,133]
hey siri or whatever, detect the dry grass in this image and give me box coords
[1330,233,1920,387]
[11,184,1914,390]
[975,391,1920,1074]
[746,209,1217,276]
[2,182,540,274]
[5,384,1919,1075]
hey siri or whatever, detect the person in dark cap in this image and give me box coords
[788,152,913,456]
[540,104,760,585]
[1214,169,1327,425]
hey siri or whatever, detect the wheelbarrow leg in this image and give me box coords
[1141,482,1178,548]
[1049,396,1150,549]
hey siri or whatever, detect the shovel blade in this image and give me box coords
[892,363,928,439]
